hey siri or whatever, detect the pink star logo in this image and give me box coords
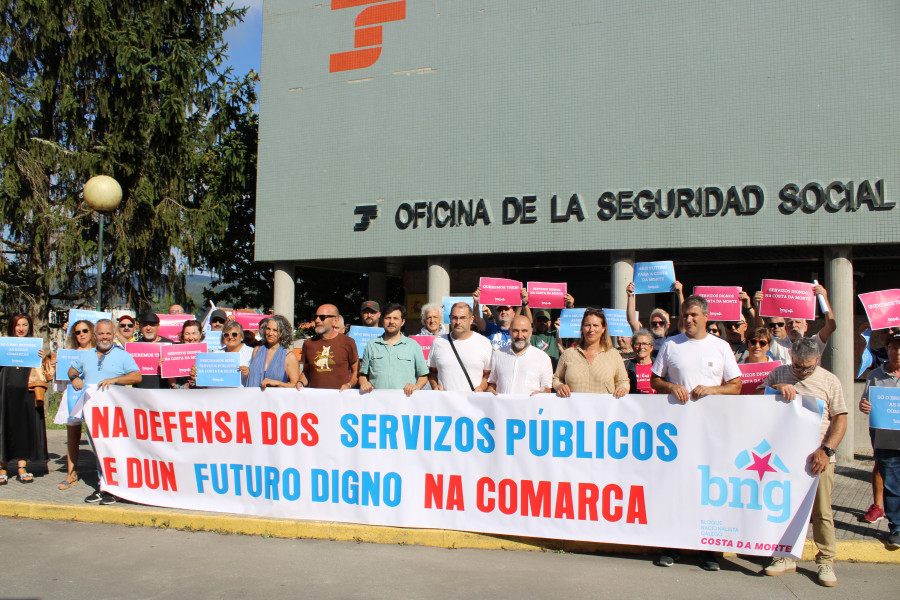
[746,452,777,481]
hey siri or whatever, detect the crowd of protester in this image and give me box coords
[1,276,898,586]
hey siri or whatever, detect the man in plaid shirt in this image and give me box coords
[758,337,847,587]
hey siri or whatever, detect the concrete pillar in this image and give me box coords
[367,271,386,304]
[273,262,296,327]
[427,257,450,307]
[824,246,854,462]
[610,251,635,310]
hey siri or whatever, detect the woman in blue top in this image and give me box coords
[246,315,300,390]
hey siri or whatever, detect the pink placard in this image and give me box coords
[693,286,742,321]
[859,289,900,330]
[125,342,165,376]
[758,279,815,320]
[739,361,781,395]
[160,343,207,378]
[635,363,657,394]
[234,312,266,330]
[526,282,567,309]
[156,314,194,341]
[479,277,522,306]
[409,335,435,361]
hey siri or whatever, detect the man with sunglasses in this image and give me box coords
[68,319,141,506]
[114,315,137,347]
[298,304,358,390]
[760,337,847,587]
[208,309,229,331]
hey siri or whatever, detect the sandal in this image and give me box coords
[58,473,79,490]
[17,467,34,483]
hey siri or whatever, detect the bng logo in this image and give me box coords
[330,0,407,73]
[698,440,791,523]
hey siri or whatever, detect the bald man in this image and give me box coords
[487,315,553,395]
[298,304,358,390]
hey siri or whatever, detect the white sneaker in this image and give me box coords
[763,556,796,576]
[817,563,837,587]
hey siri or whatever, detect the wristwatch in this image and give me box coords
[820,445,835,458]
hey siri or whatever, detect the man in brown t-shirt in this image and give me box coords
[298,304,359,390]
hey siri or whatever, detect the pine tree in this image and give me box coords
[0,0,256,333]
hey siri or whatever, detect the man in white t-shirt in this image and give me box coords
[651,295,742,571]
[428,302,492,392]
[487,315,552,395]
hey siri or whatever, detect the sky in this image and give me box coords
[221,1,263,80]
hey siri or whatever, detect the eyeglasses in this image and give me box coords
[791,363,816,374]
[74,329,90,335]
[767,322,785,329]
[222,332,240,339]
[314,314,336,321]
[747,339,769,347]
[118,323,134,329]
[633,342,653,348]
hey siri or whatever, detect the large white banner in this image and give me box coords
[85,388,823,558]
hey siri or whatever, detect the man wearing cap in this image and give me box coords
[859,331,900,550]
[487,315,552,395]
[209,309,228,331]
[114,315,137,347]
[133,312,173,389]
[529,309,562,370]
[472,287,529,351]
[360,301,381,328]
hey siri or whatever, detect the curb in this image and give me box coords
[1,500,897,563]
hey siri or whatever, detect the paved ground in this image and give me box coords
[0,518,897,600]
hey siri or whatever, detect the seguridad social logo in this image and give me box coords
[329,1,407,73]
[698,439,791,524]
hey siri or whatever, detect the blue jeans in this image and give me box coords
[875,448,900,535]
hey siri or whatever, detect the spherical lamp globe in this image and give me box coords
[83,175,123,212]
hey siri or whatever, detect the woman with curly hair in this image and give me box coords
[246,315,300,390]
[54,319,97,489]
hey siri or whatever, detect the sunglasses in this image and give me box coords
[747,339,769,347]
[314,314,336,321]
[119,323,134,329]
[650,320,667,326]
[707,328,719,333]
[74,328,90,335]
[222,332,240,339]
[767,322,785,329]
[729,322,747,329]
[211,318,226,324]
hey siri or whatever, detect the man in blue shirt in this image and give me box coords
[358,303,428,396]
[68,319,141,505]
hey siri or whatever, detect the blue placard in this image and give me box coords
[0,337,43,368]
[205,330,223,352]
[558,308,585,338]
[55,349,91,380]
[869,386,900,430]
[66,385,88,419]
[764,386,779,395]
[67,308,112,334]
[195,353,242,387]
[857,328,873,377]
[442,296,474,324]
[347,326,384,358]
[602,308,633,338]
[633,261,677,294]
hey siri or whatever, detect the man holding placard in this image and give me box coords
[859,332,900,550]
[760,337,847,586]
[473,286,527,351]
[428,302,492,392]
[68,320,141,506]
[133,313,172,389]
[358,303,428,397]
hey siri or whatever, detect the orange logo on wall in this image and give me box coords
[329,0,407,73]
